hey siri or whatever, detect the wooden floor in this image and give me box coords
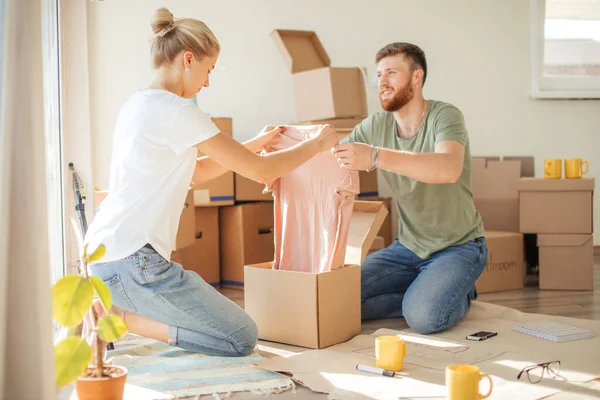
[216,258,600,399]
[223,257,600,321]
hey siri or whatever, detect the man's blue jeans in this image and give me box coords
[361,237,488,334]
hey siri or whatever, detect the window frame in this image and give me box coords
[530,0,600,99]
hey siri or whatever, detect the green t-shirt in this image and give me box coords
[344,100,484,259]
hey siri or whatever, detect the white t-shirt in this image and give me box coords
[84,89,220,263]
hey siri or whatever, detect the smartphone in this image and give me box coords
[466,331,497,341]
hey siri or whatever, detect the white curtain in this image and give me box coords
[0,0,56,398]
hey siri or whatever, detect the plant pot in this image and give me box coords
[75,365,128,400]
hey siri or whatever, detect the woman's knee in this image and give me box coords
[228,315,259,356]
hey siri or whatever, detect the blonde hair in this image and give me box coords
[150,7,220,68]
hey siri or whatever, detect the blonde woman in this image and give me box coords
[84,8,338,356]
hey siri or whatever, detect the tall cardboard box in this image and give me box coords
[475,231,524,294]
[244,201,388,349]
[518,178,594,234]
[173,189,196,251]
[538,234,594,291]
[472,158,522,232]
[93,189,196,251]
[219,202,274,289]
[271,29,367,122]
[193,117,235,206]
[172,207,220,287]
[234,173,273,202]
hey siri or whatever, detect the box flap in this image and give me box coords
[472,158,521,200]
[271,29,331,73]
[485,231,523,240]
[518,177,595,191]
[345,201,388,265]
[537,234,593,247]
[504,156,535,177]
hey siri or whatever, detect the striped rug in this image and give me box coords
[107,336,295,399]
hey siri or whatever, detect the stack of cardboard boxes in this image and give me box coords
[472,156,595,293]
[518,177,595,290]
[471,157,532,294]
[190,117,276,291]
[171,117,238,288]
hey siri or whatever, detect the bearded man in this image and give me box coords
[332,43,487,334]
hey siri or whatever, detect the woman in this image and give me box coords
[84,7,338,357]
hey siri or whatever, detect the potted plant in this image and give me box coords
[52,243,129,400]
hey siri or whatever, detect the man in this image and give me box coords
[333,42,486,335]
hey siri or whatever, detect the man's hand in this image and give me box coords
[332,142,372,171]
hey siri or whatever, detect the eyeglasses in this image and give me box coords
[517,361,561,384]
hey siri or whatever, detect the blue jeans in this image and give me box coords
[89,246,258,356]
[361,237,487,335]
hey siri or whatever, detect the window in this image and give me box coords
[530,0,600,98]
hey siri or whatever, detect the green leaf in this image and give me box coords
[84,244,106,263]
[89,276,112,313]
[54,336,92,388]
[52,275,94,327]
[97,315,128,342]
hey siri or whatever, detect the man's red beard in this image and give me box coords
[380,81,414,112]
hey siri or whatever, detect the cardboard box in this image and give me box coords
[538,234,594,291]
[234,173,273,202]
[244,201,388,349]
[219,202,275,289]
[193,117,235,207]
[192,172,235,207]
[93,190,108,213]
[172,207,220,287]
[300,117,365,130]
[93,189,196,251]
[360,196,393,246]
[173,189,196,251]
[476,231,524,294]
[271,29,367,122]
[472,158,522,232]
[368,236,385,255]
[518,178,594,234]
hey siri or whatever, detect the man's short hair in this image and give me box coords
[376,42,427,86]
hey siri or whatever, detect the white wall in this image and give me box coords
[88,0,600,243]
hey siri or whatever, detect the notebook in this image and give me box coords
[514,321,595,342]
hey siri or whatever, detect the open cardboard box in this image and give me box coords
[271,29,367,122]
[472,158,524,232]
[244,201,388,349]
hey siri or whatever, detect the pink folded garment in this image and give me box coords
[265,125,359,273]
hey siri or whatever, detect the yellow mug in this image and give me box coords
[446,365,493,400]
[376,336,407,372]
[544,159,562,179]
[564,158,589,179]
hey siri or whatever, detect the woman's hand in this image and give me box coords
[249,125,286,153]
[314,124,339,152]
